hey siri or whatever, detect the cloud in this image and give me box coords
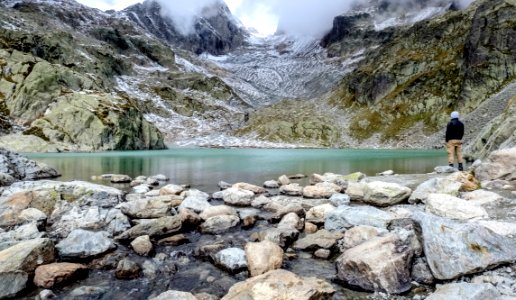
[76,0,142,11]
[157,0,224,35]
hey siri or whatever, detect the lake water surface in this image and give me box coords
[27,149,447,192]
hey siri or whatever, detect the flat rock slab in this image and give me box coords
[116,216,182,240]
[200,215,240,234]
[426,193,488,220]
[221,269,335,300]
[293,229,344,250]
[57,230,115,259]
[412,211,516,280]
[34,263,87,288]
[325,205,394,231]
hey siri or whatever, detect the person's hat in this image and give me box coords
[451,111,459,119]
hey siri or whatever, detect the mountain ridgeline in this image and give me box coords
[0,0,514,156]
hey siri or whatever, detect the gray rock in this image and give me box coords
[409,177,462,203]
[293,229,344,250]
[150,290,197,300]
[263,180,280,189]
[278,175,290,186]
[178,189,211,213]
[336,234,413,294]
[212,248,247,273]
[362,181,412,206]
[200,205,238,220]
[435,166,458,173]
[0,223,45,251]
[279,183,304,196]
[68,286,107,299]
[302,182,341,199]
[329,193,350,206]
[132,184,151,194]
[346,182,367,201]
[412,211,516,280]
[218,181,232,190]
[245,240,283,277]
[461,189,504,206]
[159,184,184,195]
[48,202,130,238]
[116,216,182,240]
[233,182,266,194]
[212,191,224,200]
[474,148,516,182]
[325,205,394,231]
[36,289,56,300]
[314,249,331,259]
[426,283,501,300]
[200,215,240,234]
[0,238,55,299]
[0,149,60,181]
[110,174,132,183]
[223,188,255,206]
[18,208,47,226]
[131,235,153,256]
[57,230,115,259]
[305,204,336,224]
[150,174,169,182]
[340,225,387,249]
[118,197,175,219]
[0,173,15,186]
[254,227,299,248]
[115,258,140,279]
[278,212,304,230]
[411,257,435,285]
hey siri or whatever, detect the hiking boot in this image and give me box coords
[449,164,454,168]
[458,163,464,171]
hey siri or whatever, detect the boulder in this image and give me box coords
[325,205,394,231]
[278,175,290,186]
[426,193,488,220]
[329,193,350,206]
[48,202,130,238]
[200,215,240,234]
[362,181,412,206]
[178,190,211,213]
[461,189,504,206]
[159,184,184,196]
[263,180,280,189]
[131,235,153,256]
[475,148,516,182]
[0,223,45,251]
[279,183,304,196]
[278,212,304,230]
[293,229,344,250]
[346,182,367,201]
[115,216,182,240]
[199,205,238,220]
[314,249,331,259]
[446,172,480,192]
[221,269,335,300]
[0,238,55,299]
[412,211,516,280]
[178,208,202,228]
[336,234,413,294]
[56,230,115,259]
[34,263,87,288]
[253,227,299,248]
[409,177,462,203]
[303,182,341,199]
[233,182,266,194]
[118,197,176,219]
[0,149,60,181]
[245,240,283,277]
[305,204,336,224]
[18,208,47,226]
[110,175,132,184]
[150,290,197,300]
[263,200,304,221]
[212,248,247,273]
[115,258,140,279]
[340,225,387,249]
[426,283,501,300]
[222,188,255,206]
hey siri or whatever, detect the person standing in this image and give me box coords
[445,111,464,171]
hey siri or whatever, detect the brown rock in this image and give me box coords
[304,222,318,234]
[314,249,331,259]
[245,241,284,277]
[131,235,153,256]
[157,234,189,246]
[115,258,140,280]
[232,182,267,194]
[242,215,257,229]
[34,263,87,288]
[446,172,480,192]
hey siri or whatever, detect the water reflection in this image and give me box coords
[27,149,447,193]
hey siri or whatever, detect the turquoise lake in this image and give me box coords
[27,149,448,192]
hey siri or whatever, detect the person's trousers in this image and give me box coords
[447,139,463,164]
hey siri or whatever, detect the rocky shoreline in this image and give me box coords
[0,147,515,300]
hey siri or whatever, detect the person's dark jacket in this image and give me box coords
[445,118,464,142]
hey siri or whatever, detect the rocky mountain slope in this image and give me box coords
[0,0,251,151]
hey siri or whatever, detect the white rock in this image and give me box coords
[222,188,255,206]
[212,248,247,273]
[56,230,115,259]
[461,189,504,206]
[426,283,501,300]
[305,204,336,224]
[426,193,488,220]
[178,190,211,213]
[341,225,387,249]
[245,241,283,277]
[474,220,516,237]
[362,181,412,206]
[131,235,153,256]
[329,193,350,206]
[325,205,394,231]
[200,205,238,220]
[150,290,197,300]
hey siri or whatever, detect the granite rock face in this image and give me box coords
[56,230,116,259]
[0,149,59,181]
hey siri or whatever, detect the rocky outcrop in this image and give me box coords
[474,147,516,182]
[0,149,59,182]
[123,0,246,55]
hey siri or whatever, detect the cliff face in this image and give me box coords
[123,0,246,55]
[326,0,515,146]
